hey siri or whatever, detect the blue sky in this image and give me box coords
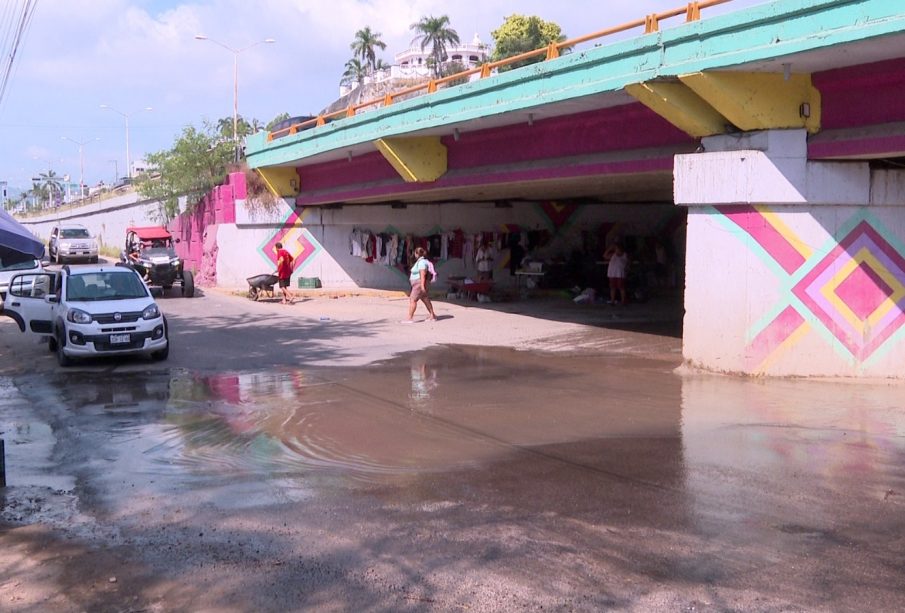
[0,0,766,190]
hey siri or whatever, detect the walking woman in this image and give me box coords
[404,247,438,322]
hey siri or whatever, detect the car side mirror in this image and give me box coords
[46,294,59,304]
[174,238,181,244]
[41,259,51,266]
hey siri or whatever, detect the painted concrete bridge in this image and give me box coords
[245,0,905,378]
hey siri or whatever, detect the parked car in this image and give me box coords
[48,223,99,264]
[120,226,194,297]
[2,263,169,366]
[0,256,42,302]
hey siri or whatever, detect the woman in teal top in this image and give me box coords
[405,247,437,322]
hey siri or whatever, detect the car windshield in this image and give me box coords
[61,228,91,239]
[0,259,39,272]
[66,271,148,301]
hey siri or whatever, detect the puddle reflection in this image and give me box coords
[680,375,905,535]
[5,348,905,520]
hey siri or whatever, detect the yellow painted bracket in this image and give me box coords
[679,71,821,133]
[626,81,729,137]
[255,167,299,197]
[374,136,448,183]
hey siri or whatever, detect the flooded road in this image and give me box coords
[2,345,904,611]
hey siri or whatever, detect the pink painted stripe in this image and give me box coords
[746,306,806,368]
[813,58,905,130]
[716,206,806,274]
[296,157,673,206]
[809,134,905,159]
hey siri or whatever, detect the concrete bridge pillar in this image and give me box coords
[675,129,905,378]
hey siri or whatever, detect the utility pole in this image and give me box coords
[61,136,100,199]
[194,34,276,162]
[100,104,152,181]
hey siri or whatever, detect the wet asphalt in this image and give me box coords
[1,291,904,612]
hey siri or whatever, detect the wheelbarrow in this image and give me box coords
[246,273,279,301]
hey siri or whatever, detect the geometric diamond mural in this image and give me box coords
[834,261,893,321]
[792,221,905,361]
[716,206,905,371]
[257,208,323,273]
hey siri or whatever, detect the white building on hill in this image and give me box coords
[340,34,490,97]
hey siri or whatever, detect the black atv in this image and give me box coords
[120,226,195,297]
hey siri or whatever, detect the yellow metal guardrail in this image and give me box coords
[267,0,732,141]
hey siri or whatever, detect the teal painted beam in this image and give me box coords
[247,0,905,169]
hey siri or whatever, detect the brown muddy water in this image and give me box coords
[2,346,905,610]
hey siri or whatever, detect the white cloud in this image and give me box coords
[3,0,768,186]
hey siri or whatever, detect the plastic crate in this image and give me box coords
[297,277,321,289]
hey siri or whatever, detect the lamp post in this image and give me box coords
[99,104,152,181]
[194,34,276,162]
[61,136,100,200]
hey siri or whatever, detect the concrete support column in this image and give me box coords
[675,129,905,378]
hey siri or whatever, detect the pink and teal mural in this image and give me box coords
[715,206,905,370]
[256,208,323,274]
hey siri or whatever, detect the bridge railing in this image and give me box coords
[267,0,732,142]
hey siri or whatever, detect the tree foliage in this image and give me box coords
[266,112,291,131]
[341,57,367,88]
[440,61,468,87]
[34,170,63,209]
[491,14,566,72]
[215,114,262,142]
[410,15,460,78]
[350,26,386,73]
[136,121,233,222]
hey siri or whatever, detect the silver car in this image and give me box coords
[49,224,99,264]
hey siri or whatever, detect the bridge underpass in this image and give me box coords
[244,0,905,378]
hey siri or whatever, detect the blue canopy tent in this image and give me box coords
[0,208,45,265]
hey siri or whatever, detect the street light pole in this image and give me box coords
[99,104,152,181]
[61,136,100,199]
[194,34,276,162]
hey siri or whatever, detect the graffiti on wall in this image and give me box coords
[715,205,905,370]
[257,207,323,273]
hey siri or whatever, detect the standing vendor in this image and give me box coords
[475,239,495,281]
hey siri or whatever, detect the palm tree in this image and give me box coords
[341,58,368,89]
[37,171,62,209]
[28,182,47,211]
[410,15,460,78]
[350,26,387,74]
[246,117,264,135]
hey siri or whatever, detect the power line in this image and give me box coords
[0,0,38,111]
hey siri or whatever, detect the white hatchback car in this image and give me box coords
[2,264,169,366]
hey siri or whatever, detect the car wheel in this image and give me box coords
[90,256,98,264]
[56,330,72,367]
[48,335,58,352]
[181,270,195,298]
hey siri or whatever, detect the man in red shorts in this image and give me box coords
[273,242,295,305]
